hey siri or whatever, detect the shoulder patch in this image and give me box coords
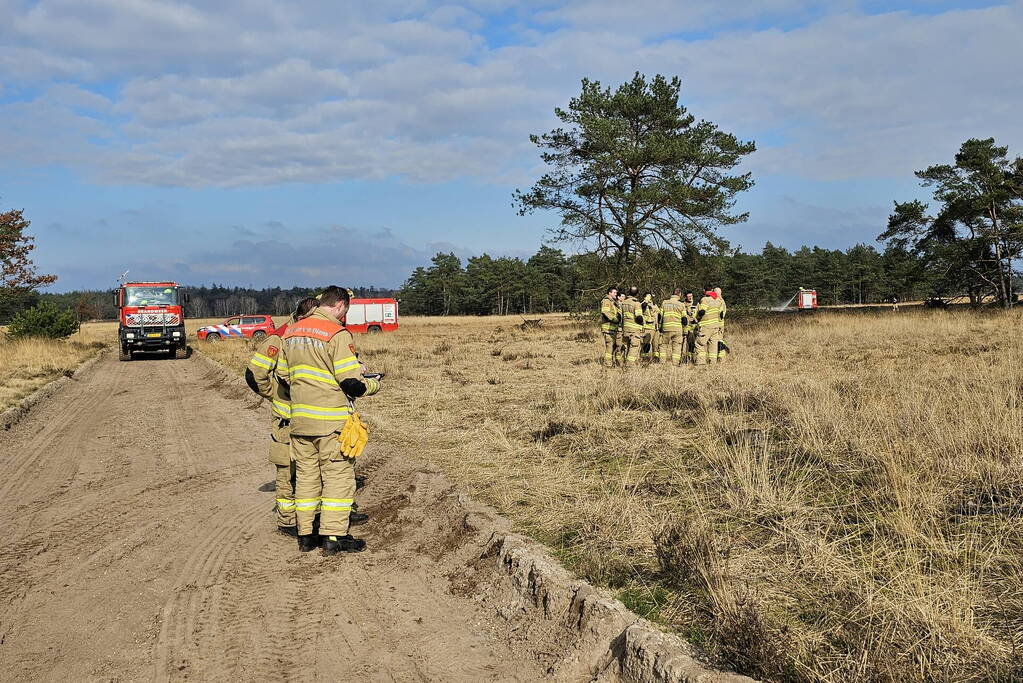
[349,344,357,355]
[267,345,279,357]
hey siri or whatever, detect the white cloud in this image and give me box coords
[1,0,1022,187]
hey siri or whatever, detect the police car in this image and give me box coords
[197,315,277,342]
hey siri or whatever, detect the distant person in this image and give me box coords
[598,286,620,367]
[694,287,725,365]
[683,292,697,363]
[615,292,628,365]
[659,289,686,366]
[714,287,729,361]
[620,287,645,367]
[892,296,900,313]
[641,293,659,362]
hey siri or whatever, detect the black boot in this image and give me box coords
[297,534,320,552]
[278,525,298,537]
[349,511,369,526]
[322,535,366,556]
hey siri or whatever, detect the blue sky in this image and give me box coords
[2,0,1021,291]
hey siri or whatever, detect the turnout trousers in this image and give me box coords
[659,330,685,366]
[274,462,297,527]
[290,433,356,537]
[695,326,723,365]
[624,332,645,366]
[601,331,618,366]
[269,416,296,528]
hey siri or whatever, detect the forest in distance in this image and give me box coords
[34,239,959,322]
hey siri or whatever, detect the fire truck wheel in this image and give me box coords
[252,330,266,341]
[368,325,382,334]
[118,347,131,362]
[206,333,221,342]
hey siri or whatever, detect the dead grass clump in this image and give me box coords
[572,329,596,342]
[531,420,583,442]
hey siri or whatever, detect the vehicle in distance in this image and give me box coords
[115,281,188,361]
[345,298,398,334]
[197,315,276,342]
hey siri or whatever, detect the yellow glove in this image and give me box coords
[338,411,369,458]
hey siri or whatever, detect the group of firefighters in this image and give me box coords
[244,286,381,557]
[600,285,728,366]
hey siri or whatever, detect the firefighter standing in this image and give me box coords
[642,293,659,362]
[658,289,686,366]
[282,286,381,555]
[620,287,645,367]
[683,292,697,363]
[599,287,620,367]
[694,288,725,365]
[616,292,628,366]
[714,287,729,361]
[245,297,319,535]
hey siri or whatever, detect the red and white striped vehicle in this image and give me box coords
[197,315,277,342]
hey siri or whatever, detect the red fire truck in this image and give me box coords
[344,298,398,333]
[115,281,188,360]
[797,288,818,310]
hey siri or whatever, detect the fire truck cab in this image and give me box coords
[115,281,188,360]
[344,298,398,334]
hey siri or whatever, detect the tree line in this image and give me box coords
[396,241,939,315]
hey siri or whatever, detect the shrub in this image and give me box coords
[7,302,80,339]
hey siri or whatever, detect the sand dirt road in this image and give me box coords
[0,351,553,682]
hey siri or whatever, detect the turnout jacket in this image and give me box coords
[696,295,725,329]
[281,309,380,437]
[660,296,685,332]
[247,325,291,420]
[620,296,644,334]
[599,295,620,333]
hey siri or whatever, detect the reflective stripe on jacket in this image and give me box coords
[642,302,658,331]
[684,303,697,332]
[249,328,291,419]
[697,296,724,328]
[660,297,685,331]
[282,309,373,437]
[620,297,644,333]
[599,296,620,333]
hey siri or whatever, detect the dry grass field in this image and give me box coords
[0,325,110,412]
[201,308,1023,682]
[9,310,1021,680]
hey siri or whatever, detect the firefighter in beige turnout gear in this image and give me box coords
[683,292,697,363]
[247,325,296,531]
[658,289,686,366]
[642,293,659,362]
[599,287,620,366]
[281,286,381,555]
[714,287,729,361]
[245,298,319,535]
[695,289,725,365]
[620,286,645,366]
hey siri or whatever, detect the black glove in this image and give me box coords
[340,377,369,398]
[244,368,260,395]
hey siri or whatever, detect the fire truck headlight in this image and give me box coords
[126,332,135,339]
[172,331,181,337]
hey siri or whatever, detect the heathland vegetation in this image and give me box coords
[202,308,1023,681]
